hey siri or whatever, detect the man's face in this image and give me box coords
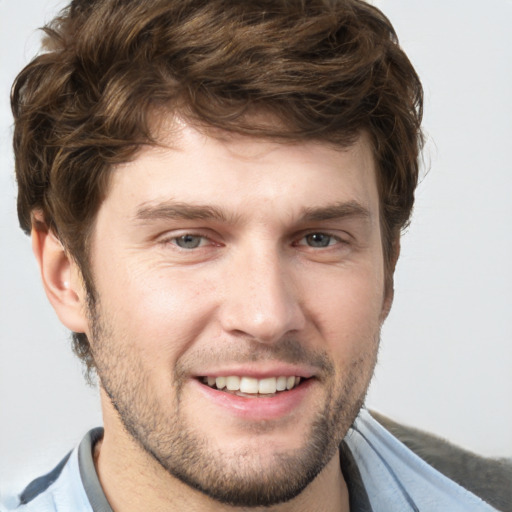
[85,122,389,506]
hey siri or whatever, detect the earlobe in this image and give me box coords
[31,217,88,333]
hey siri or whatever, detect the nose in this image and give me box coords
[218,244,306,344]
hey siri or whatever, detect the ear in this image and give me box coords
[31,213,88,333]
[380,237,401,322]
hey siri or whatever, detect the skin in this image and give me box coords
[34,121,393,512]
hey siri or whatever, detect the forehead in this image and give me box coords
[104,121,379,224]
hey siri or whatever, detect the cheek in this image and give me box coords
[92,258,220,364]
[304,266,385,356]
[318,276,383,399]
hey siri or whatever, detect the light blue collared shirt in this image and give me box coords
[9,410,500,511]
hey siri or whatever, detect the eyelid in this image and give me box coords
[158,226,233,254]
[158,230,211,244]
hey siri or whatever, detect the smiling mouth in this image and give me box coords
[200,375,305,397]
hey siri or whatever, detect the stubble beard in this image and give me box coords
[89,302,378,508]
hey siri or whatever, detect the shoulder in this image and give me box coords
[16,452,72,508]
[10,437,95,512]
[370,410,512,512]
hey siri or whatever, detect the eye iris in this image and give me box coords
[306,233,331,247]
[176,234,202,249]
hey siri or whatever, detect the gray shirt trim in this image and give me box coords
[77,428,113,512]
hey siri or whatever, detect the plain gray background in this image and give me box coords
[1,0,511,504]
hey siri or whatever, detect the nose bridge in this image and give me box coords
[220,239,305,343]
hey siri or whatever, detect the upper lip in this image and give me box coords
[194,364,317,380]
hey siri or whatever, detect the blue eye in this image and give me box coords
[173,234,204,249]
[304,233,335,247]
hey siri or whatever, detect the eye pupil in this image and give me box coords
[176,234,202,249]
[306,233,331,247]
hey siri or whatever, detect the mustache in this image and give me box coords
[176,338,334,377]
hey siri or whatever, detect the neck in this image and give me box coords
[95,414,349,512]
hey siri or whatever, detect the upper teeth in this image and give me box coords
[203,376,301,394]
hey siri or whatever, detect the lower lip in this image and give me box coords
[192,378,314,421]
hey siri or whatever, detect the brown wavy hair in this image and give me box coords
[11,0,423,374]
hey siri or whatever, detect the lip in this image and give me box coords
[194,363,317,380]
[192,376,314,421]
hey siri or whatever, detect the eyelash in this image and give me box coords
[160,231,347,251]
[294,232,343,248]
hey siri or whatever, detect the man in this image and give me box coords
[7,0,510,511]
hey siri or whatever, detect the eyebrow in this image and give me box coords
[135,201,233,223]
[300,201,371,223]
[134,200,371,225]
